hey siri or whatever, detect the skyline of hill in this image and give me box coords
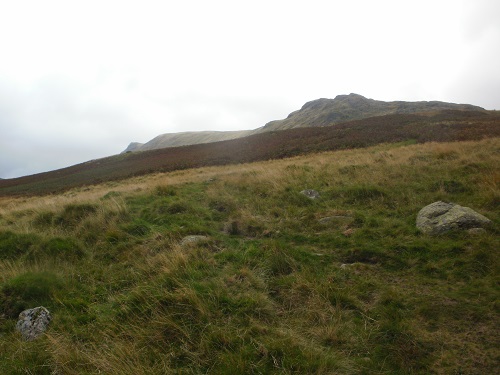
[1,108,499,196]
[123,94,486,153]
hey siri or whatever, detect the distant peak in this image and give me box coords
[122,142,144,153]
[301,98,333,110]
[301,94,368,110]
[333,93,367,100]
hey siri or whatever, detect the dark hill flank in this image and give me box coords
[1,109,499,196]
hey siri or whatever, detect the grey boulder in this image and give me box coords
[16,306,52,341]
[416,201,491,235]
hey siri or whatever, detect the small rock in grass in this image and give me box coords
[300,189,320,199]
[180,235,210,247]
[340,262,370,274]
[16,306,52,341]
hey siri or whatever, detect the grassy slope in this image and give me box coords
[0,138,499,374]
[1,110,499,196]
[138,130,253,151]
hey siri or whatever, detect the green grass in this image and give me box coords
[0,139,498,374]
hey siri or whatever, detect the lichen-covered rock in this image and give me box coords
[300,189,320,199]
[16,306,52,341]
[416,201,491,235]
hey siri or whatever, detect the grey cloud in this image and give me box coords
[163,94,296,133]
[447,7,500,110]
[0,78,295,178]
[462,0,500,41]
[0,78,145,178]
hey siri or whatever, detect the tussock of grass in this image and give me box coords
[0,138,498,374]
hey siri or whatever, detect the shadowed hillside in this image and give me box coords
[1,110,499,196]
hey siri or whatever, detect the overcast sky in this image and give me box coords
[1,0,499,178]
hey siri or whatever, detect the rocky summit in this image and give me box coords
[261,93,485,131]
[123,94,485,153]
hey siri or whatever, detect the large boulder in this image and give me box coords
[416,201,491,235]
[16,306,52,341]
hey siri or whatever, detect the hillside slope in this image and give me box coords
[122,142,144,152]
[0,138,498,374]
[129,130,253,152]
[126,94,485,152]
[1,110,499,196]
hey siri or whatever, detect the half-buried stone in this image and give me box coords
[416,201,491,236]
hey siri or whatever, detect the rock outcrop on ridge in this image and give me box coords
[125,94,485,152]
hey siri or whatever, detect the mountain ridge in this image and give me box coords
[2,109,498,195]
[260,93,485,131]
[125,130,253,153]
[126,94,485,152]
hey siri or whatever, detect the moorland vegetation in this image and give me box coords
[0,137,498,374]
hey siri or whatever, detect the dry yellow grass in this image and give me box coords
[1,138,498,218]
